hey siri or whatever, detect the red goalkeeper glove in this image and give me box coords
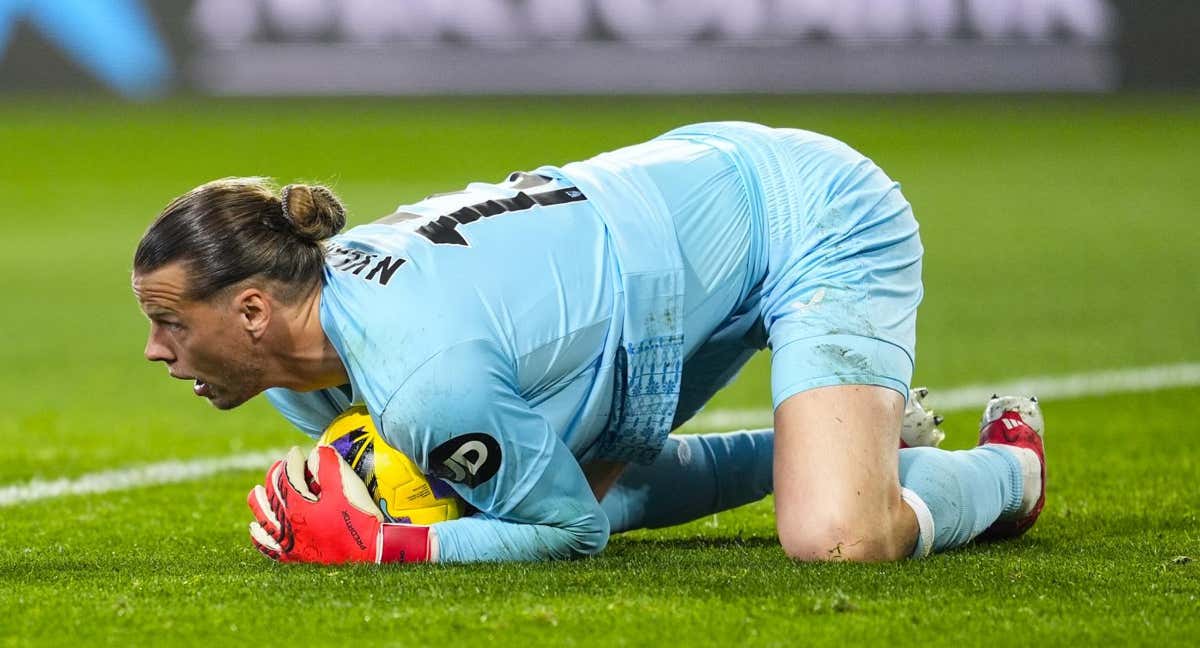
[247,445,436,564]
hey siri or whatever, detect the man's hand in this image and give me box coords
[247,445,437,564]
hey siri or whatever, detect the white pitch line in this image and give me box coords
[0,450,285,508]
[688,362,1200,432]
[2,363,1199,508]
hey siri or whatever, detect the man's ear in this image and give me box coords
[233,287,271,339]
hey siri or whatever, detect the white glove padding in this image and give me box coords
[247,445,388,563]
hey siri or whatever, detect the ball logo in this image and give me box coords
[430,433,501,488]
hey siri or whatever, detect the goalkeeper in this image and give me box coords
[133,122,1046,564]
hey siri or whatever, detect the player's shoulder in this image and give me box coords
[318,284,502,415]
[357,171,581,234]
[369,338,513,451]
[323,171,585,279]
[264,385,351,439]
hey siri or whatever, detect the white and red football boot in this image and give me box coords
[976,395,1046,540]
[901,387,946,448]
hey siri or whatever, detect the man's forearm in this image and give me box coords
[600,429,774,533]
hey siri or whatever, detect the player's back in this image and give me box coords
[539,131,769,425]
[270,172,625,456]
[269,124,792,462]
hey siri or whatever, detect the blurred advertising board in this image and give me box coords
[0,0,1193,97]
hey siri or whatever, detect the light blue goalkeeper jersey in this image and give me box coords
[264,121,921,563]
[265,127,766,562]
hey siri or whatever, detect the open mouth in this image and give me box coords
[193,379,213,398]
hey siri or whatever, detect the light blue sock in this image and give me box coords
[601,429,774,533]
[899,445,1025,556]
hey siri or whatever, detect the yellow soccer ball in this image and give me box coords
[317,405,463,525]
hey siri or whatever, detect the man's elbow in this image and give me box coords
[565,508,610,557]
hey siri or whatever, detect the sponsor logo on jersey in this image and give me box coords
[429,433,502,488]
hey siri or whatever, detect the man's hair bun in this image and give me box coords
[280,183,347,242]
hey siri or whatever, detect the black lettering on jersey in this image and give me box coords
[429,433,502,488]
[324,175,585,287]
[365,256,406,284]
[417,215,468,246]
[326,243,407,287]
[414,184,587,248]
[342,255,372,275]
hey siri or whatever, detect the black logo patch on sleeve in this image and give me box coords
[429,433,501,488]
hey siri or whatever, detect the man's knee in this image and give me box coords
[777,504,913,562]
[771,384,916,561]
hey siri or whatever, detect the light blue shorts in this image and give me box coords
[661,122,924,408]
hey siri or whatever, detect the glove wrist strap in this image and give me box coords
[378,524,432,563]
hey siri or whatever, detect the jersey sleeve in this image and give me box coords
[263,387,344,440]
[376,339,610,563]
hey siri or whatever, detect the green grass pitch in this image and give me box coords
[0,95,1197,646]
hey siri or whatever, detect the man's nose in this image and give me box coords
[144,335,175,363]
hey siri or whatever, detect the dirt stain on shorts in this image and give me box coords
[813,343,875,380]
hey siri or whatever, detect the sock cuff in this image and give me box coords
[901,487,935,559]
[979,445,1026,518]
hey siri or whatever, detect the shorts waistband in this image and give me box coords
[658,122,813,245]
